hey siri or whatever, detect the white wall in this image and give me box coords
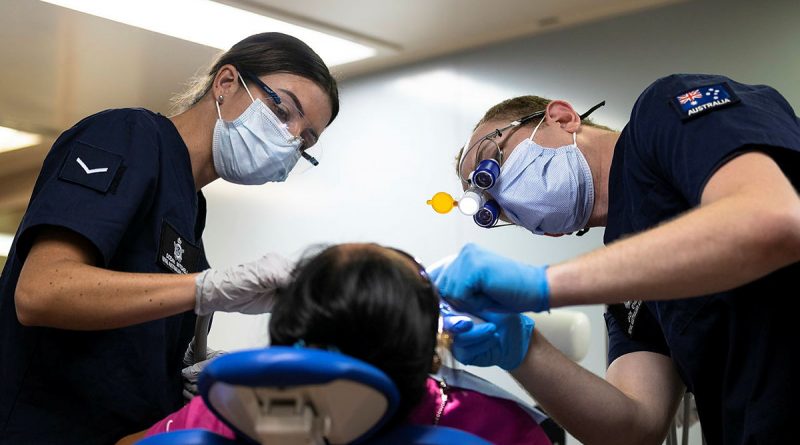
[203,0,799,442]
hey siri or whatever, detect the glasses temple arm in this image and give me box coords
[301,151,319,166]
[580,100,606,120]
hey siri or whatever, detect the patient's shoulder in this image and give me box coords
[144,397,236,440]
[406,377,552,445]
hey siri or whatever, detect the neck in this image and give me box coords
[577,127,619,227]
[169,97,220,191]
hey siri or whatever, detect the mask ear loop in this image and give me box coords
[528,117,545,143]
[237,72,256,103]
[214,72,256,121]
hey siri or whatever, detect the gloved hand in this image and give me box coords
[434,243,550,313]
[440,298,480,334]
[449,310,534,371]
[194,253,292,316]
[182,342,226,401]
[425,253,457,282]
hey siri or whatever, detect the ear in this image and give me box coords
[544,100,582,133]
[211,64,240,100]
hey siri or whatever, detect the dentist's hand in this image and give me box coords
[440,298,480,333]
[194,253,292,316]
[425,253,457,282]
[448,310,534,371]
[434,243,550,313]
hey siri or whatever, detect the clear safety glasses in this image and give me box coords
[240,70,320,167]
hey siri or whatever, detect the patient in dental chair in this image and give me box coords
[118,243,551,445]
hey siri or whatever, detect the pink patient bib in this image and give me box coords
[146,396,235,440]
[407,378,552,445]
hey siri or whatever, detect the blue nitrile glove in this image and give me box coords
[440,298,477,332]
[449,310,534,371]
[434,243,550,313]
[426,254,457,283]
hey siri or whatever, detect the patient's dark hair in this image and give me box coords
[269,243,440,423]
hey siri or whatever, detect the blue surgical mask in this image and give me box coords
[492,119,594,235]
[212,75,302,185]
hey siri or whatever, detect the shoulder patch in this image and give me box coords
[58,141,123,193]
[670,82,740,121]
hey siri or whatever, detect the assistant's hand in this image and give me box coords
[434,243,550,313]
[449,310,534,371]
[194,253,292,316]
[182,343,226,401]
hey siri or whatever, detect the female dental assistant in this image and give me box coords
[0,32,338,445]
[435,74,800,444]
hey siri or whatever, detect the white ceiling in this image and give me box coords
[0,0,684,214]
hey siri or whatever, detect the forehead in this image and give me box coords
[258,72,332,135]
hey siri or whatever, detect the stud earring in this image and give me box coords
[217,95,224,104]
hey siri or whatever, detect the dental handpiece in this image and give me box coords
[439,298,485,332]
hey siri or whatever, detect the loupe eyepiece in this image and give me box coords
[473,199,501,228]
[472,159,500,190]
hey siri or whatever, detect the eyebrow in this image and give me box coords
[280,89,304,115]
[280,88,319,141]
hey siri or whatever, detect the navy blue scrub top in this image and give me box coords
[604,74,800,444]
[0,108,210,445]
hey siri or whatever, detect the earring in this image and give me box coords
[217,95,224,104]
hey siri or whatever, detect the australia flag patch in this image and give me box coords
[671,82,740,120]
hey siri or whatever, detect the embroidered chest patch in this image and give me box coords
[158,221,201,274]
[670,82,740,120]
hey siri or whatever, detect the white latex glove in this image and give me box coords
[181,342,226,401]
[194,253,292,316]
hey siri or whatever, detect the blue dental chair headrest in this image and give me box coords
[199,346,398,445]
[137,347,491,445]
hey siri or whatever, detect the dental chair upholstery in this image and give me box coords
[136,347,491,445]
